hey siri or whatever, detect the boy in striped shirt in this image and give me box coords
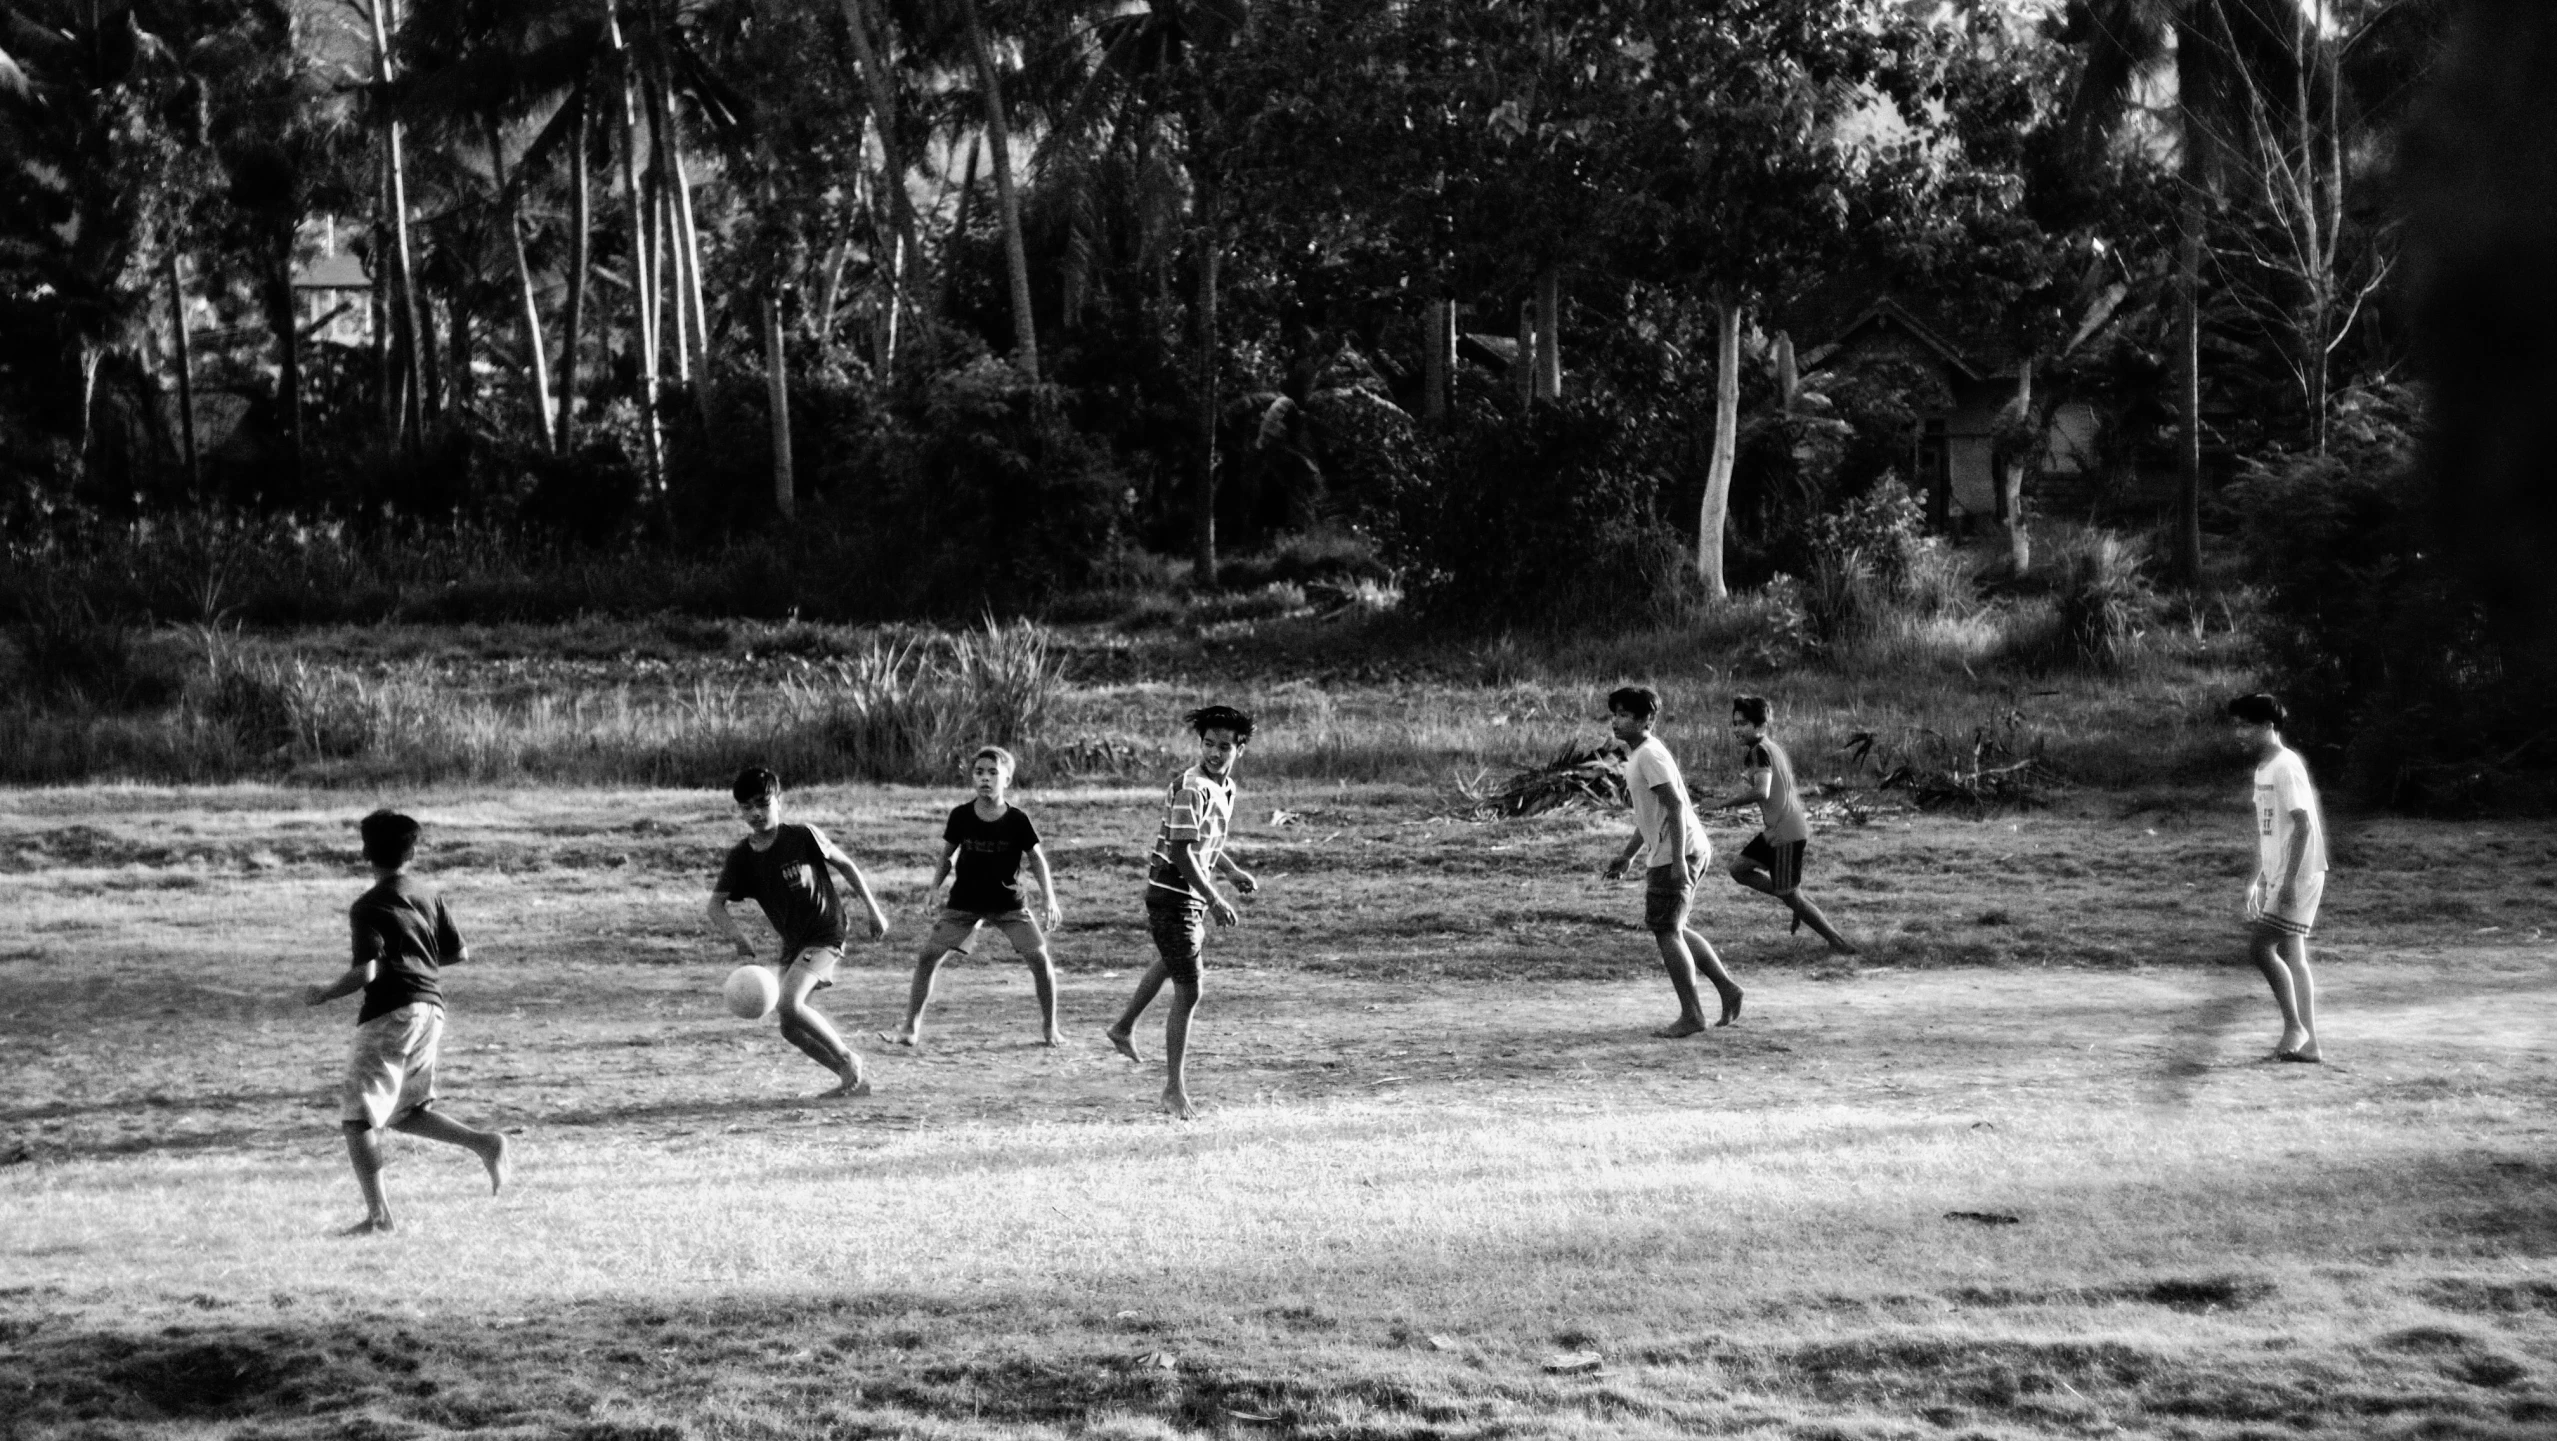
[1106,705,1259,1118]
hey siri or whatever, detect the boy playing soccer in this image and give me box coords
[2230,693,2329,1061]
[879,746,1064,1049]
[1716,695,1857,955]
[705,767,891,1097]
[1106,705,1259,1118]
[303,810,508,1235]
[1602,686,1745,1034]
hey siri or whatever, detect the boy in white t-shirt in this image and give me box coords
[2229,693,2329,1061]
[1601,686,1743,1035]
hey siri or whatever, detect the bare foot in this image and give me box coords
[823,1060,872,1099]
[1039,1030,1063,1048]
[1717,989,1744,1026]
[337,1217,393,1237]
[1827,938,1860,957]
[874,1029,917,1049]
[1106,1028,1143,1063]
[479,1133,510,1195]
[1160,1088,1196,1119]
[1653,1017,1708,1039]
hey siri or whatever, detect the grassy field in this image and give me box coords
[3,780,2554,1439]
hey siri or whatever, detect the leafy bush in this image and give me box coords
[790,618,1068,783]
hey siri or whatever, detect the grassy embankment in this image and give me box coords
[3,784,2552,1439]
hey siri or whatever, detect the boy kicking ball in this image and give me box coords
[2230,693,2329,1062]
[304,810,508,1235]
[1602,686,1744,1034]
[1716,695,1857,955]
[879,745,1064,1050]
[1107,705,1259,1118]
[705,767,891,1098]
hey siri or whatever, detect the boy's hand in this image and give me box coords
[732,938,756,960]
[1210,894,1240,927]
[865,909,890,940]
[1603,857,1631,881]
[1042,900,1063,934]
[301,984,334,1007]
[1230,869,1259,895]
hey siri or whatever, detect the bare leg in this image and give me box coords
[1024,945,1062,1045]
[1107,960,1169,1062]
[340,1122,394,1233]
[389,1106,509,1194]
[1781,891,1858,955]
[776,965,866,1096]
[884,948,952,1047]
[1650,931,1710,1037]
[1161,977,1201,1117]
[2279,933,2319,1060]
[1683,926,1744,1024]
[2249,926,2309,1058]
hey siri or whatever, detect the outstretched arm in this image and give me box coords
[1604,826,1648,877]
[304,958,375,1008]
[705,891,755,958]
[1214,845,1257,894]
[1714,766,1771,814]
[814,829,891,938]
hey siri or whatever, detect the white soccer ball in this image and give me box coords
[723,964,779,1020]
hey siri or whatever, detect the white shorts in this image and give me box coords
[2246,873,2327,937]
[340,1003,444,1129]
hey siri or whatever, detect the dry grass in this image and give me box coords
[2,783,2554,1437]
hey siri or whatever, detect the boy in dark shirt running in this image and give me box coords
[302,810,508,1235]
[1716,695,1856,955]
[1107,705,1258,1119]
[704,767,891,1098]
[879,746,1063,1049]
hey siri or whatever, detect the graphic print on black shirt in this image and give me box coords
[715,823,848,960]
[944,803,1042,913]
[350,873,465,1023]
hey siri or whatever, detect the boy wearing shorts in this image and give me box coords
[880,746,1064,1049]
[2231,693,2329,1061]
[705,766,891,1097]
[1602,686,1744,1034]
[303,809,508,1235]
[1107,705,1259,1118]
[1717,695,1857,955]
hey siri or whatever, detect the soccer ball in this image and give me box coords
[723,964,779,1020]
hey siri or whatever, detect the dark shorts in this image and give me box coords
[1644,860,1702,934]
[1741,834,1808,895]
[1145,890,1208,983]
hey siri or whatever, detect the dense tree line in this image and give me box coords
[1,1,2441,599]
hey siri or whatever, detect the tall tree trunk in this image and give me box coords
[446,294,472,413]
[609,8,663,493]
[1696,297,1742,598]
[1421,297,1451,425]
[167,250,199,493]
[946,135,981,313]
[1515,297,1535,403]
[2171,176,2206,587]
[1191,166,1222,588]
[1775,331,1798,412]
[2003,360,2034,577]
[488,114,555,449]
[1533,265,1560,400]
[765,290,794,518]
[557,87,592,451]
[839,0,924,382]
[367,0,428,446]
[959,0,1038,380]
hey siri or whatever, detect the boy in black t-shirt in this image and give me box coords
[880,746,1063,1049]
[705,767,891,1097]
[303,810,509,1235]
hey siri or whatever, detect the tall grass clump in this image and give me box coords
[793,618,1066,783]
[2007,534,2156,674]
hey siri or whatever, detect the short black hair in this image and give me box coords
[1606,685,1660,720]
[1185,704,1255,741]
[2226,693,2288,727]
[732,766,781,804]
[359,810,420,869]
[1732,694,1772,726]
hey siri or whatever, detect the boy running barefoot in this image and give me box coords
[880,746,1064,1049]
[705,767,891,1098]
[1601,687,1744,1034]
[1107,705,1259,1118]
[2230,693,2330,1062]
[1716,695,1857,955]
[304,810,508,1236]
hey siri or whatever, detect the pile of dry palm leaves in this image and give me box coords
[1454,741,1630,817]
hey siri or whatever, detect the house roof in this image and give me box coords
[293,252,372,290]
[1798,297,2018,384]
